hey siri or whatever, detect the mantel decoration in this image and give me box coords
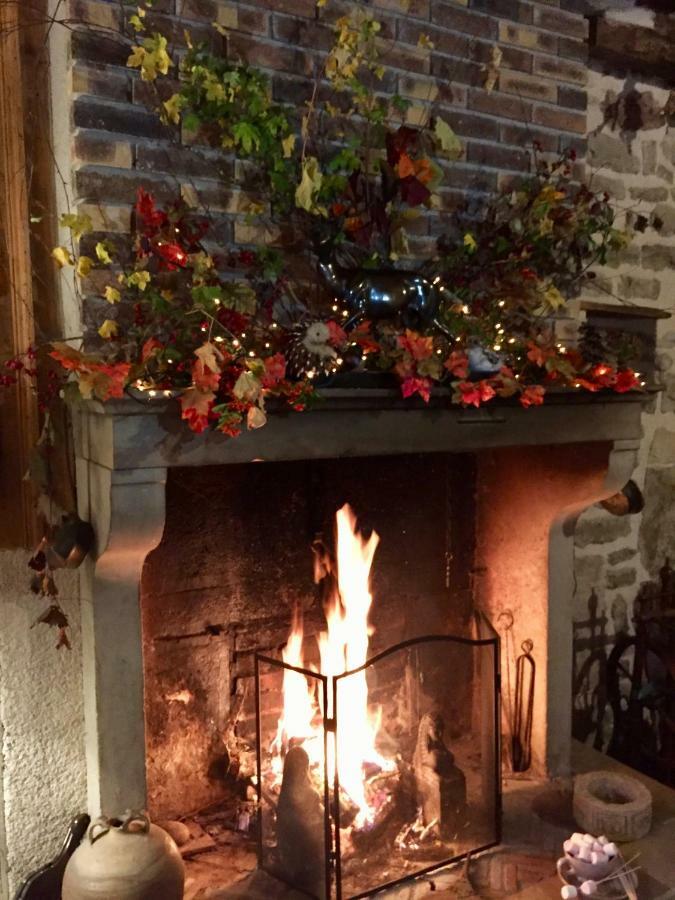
[4,2,647,443]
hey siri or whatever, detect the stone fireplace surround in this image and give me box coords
[74,390,644,832]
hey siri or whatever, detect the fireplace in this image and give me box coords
[73,390,644,894]
[253,505,500,899]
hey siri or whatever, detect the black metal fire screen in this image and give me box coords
[255,634,501,899]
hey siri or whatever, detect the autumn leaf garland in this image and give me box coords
[38,4,645,432]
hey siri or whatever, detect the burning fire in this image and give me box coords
[271,504,393,827]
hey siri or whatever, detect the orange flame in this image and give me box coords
[271,504,392,826]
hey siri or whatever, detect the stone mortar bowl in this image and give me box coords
[573,770,652,842]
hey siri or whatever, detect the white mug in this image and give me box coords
[557,852,615,884]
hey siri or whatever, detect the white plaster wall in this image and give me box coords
[0,552,86,899]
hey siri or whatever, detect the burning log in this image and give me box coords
[277,746,326,899]
[413,712,467,842]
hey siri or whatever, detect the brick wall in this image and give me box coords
[66,0,590,295]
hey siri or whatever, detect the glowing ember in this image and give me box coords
[271,504,394,828]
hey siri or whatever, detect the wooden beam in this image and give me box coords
[580,299,672,320]
[0,2,40,547]
[589,15,675,86]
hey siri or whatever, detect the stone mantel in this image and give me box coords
[75,390,648,472]
[73,391,648,818]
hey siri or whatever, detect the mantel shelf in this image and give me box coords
[74,389,650,473]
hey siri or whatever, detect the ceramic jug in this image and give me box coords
[62,811,184,900]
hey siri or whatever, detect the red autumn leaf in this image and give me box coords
[262,353,287,388]
[386,125,419,166]
[153,240,189,270]
[397,153,416,180]
[398,329,434,361]
[142,338,163,363]
[414,157,434,185]
[192,360,220,392]
[614,369,640,393]
[457,380,496,408]
[352,321,380,354]
[590,363,616,389]
[575,376,602,392]
[394,357,415,380]
[218,308,249,334]
[399,175,431,207]
[444,350,469,378]
[179,387,215,433]
[527,342,555,368]
[50,344,86,372]
[520,385,546,408]
[401,376,432,403]
[91,362,131,400]
[135,188,167,233]
[327,320,347,347]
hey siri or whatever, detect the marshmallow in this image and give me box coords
[577,845,591,861]
[561,887,578,900]
[582,834,596,845]
[564,839,578,856]
[591,851,608,866]
[580,881,598,896]
[604,842,618,858]
[597,835,609,845]
[571,833,586,844]
[592,842,605,854]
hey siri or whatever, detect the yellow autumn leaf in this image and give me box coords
[127,34,173,82]
[76,255,93,277]
[463,233,477,253]
[98,319,119,340]
[52,246,73,268]
[538,185,566,204]
[247,405,267,430]
[104,285,121,304]
[434,117,462,159]
[542,284,567,311]
[212,20,229,36]
[95,242,113,265]
[194,341,223,374]
[129,13,145,32]
[127,270,151,291]
[295,156,326,216]
[233,371,262,403]
[417,34,435,51]
[482,45,502,94]
[163,93,183,125]
[282,133,296,159]
[59,212,93,241]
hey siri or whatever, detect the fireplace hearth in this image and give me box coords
[73,390,646,895]
[252,505,500,899]
[256,634,499,900]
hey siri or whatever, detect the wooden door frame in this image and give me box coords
[0,1,52,547]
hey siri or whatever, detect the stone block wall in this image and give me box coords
[572,63,675,751]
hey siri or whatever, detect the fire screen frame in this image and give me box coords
[256,634,501,900]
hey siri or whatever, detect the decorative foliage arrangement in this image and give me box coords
[8,2,645,444]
